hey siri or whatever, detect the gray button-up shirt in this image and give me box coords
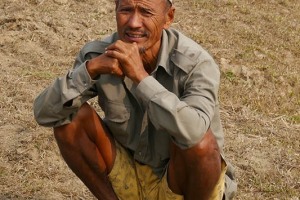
[34,28,227,178]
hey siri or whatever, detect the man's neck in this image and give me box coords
[141,40,161,74]
[142,52,158,74]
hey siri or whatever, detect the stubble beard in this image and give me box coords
[139,46,146,55]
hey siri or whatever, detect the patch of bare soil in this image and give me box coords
[1,0,299,199]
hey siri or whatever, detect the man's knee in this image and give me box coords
[195,129,220,158]
[168,129,222,196]
[75,103,95,121]
[176,129,220,160]
[53,103,94,146]
[53,124,77,148]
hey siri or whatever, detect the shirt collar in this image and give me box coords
[156,29,173,76]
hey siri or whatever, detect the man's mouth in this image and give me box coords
[126,33,145,38]
[124,30,148,41]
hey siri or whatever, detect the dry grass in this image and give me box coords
[0,0,299,199]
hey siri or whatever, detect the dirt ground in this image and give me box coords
[0,0,299,199]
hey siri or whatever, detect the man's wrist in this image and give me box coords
[86,60,98,79]
[134,71,149,84]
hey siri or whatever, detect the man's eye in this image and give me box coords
[141,9,153,17]
[119,7,132,13]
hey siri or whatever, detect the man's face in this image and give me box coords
[115,0,173,53]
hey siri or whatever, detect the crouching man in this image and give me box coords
[34,0,237,199]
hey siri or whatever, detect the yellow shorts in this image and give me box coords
[108,142,227,200]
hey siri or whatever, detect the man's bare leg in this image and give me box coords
[168,129,222,200]
[53,103,118,200]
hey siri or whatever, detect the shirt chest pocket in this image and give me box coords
[103,101,131,144]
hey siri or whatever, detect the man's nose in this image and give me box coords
[128,12,143,28]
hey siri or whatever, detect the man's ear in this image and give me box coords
[164,6,175,29]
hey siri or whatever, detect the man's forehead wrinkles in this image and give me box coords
[119,0,159,7]
[119,1,157,12]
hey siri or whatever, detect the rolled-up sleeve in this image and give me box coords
[33,53,98,127]
[135,59,220,149]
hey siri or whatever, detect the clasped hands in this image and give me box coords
[87,40,149,84]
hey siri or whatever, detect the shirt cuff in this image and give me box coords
[71,61,98,93]
[136,76,166,108]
